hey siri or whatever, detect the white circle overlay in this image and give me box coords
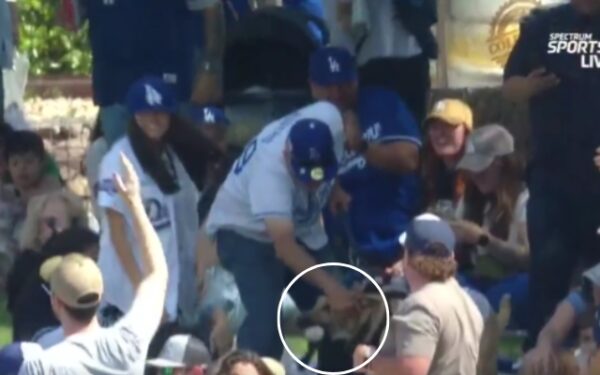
[276,262,390,375]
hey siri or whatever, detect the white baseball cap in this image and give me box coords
[146,335,211,368]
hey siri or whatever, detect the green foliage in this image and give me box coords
[18,0,91,76]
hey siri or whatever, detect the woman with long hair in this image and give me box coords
[451,124,529,329]
[96,76,221,327]
[421,98,473,216]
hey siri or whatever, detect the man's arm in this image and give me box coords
[106,209,143,288]
[362,142,420,174]
[502,14,559,103]
[265,218,343,296]
[112,155,168,336]
[369,356,431,375]
[536,300,577,350]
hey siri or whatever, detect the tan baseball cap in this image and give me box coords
[457,124,514,173]
[425,99,473,130]
[262,357,285,375]
[40,254,103,309]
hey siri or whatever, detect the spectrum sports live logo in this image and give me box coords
[548,33,600,69]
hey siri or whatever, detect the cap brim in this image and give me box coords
[456,154,495,173]
[424,114,463,128]
[146,358,187,368]
[398,232,407,246]
[584,263,600,287]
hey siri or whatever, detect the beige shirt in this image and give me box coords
[382,278,483,375]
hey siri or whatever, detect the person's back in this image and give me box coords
[20,300,157,374]
[400,278,482,375]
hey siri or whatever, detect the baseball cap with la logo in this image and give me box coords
[126,76,177,115]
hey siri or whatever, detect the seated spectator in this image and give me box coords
[215,350,276,375]
[5,130,61,204]
[421,99,473,217]
[18,189,91,253]
[146,334,211,375]
[15,154,170,374]
[451,124,529,330]
[521,261,600,375]
[6,227,99,342]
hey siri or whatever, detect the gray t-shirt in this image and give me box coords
[19,291,157,375]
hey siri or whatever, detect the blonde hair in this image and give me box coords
[19,189,90,251]
[407,245,457,282]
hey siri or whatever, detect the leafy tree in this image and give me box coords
[18,0,91,76]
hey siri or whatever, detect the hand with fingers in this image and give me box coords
[113,152,141,207]
[526,67,560,98]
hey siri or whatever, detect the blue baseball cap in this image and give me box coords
[309,47,357,86]
[0,342,43,374]
[126,76,177,115]
[399,213,456,257]
[187,105,230,127]
[288,119,338,183]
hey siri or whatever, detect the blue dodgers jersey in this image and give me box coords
[339,87,422,259]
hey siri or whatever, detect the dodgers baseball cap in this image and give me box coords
[457,124,514,173]
[425,99,473,130]
[187,105,230,127]
[399,213,456,258]
[0,342,43,374]
[146,334,211,368]
[126,76,177,115]
[288,118,338,183]
[309,46,357,86]
[39,254,103,309]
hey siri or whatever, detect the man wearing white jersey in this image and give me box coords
[205,101,358,358]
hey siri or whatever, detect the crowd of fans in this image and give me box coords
[0,0,600,374]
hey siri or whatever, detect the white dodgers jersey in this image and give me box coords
[205,101,344,250]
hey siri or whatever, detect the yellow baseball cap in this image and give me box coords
[425,99,473,130]
[40,254,103,309]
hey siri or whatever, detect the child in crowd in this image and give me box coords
[5,130,61,204]
[452,124,529,330]
[421,98,472,216]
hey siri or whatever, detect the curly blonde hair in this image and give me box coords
[19,189,90,251]
[407,244,457,282]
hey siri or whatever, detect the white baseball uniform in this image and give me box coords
[205,101,344,250]
[96,137,200,321]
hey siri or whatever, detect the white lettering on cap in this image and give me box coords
[145,84,163,106]
[204,108,215,123]
[328,56,340,73]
